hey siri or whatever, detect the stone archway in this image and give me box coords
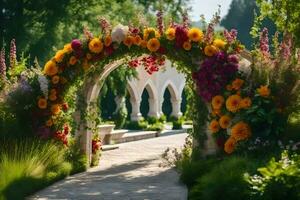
[161,81,182,118]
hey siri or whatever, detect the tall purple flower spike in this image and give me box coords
[10,39,17,68]
[0,48,6,79]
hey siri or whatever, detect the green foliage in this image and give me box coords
[147,116,159,125]
[113,105,127,129]
[125,120,148,130]
[65,139,88,174]
[158,114,167,123]
[91,151,101,167]
[146,122,164,131]
[245,151,300,200]
[170,116,184,130]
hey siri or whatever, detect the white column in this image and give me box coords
[171,98,183,118]
[114,95,125,113]
[130,98,142,121]
[148,98,160,118]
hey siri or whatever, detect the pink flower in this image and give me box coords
[0,48,6,79]
[71,39,82,51]
[156,10,164,35]
[259,28,270,56]
[223,29,237,44]
[83,26,93,40]
[10,39,16,68]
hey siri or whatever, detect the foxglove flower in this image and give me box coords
[10,39,17,68]
[0,48,6,79]
[259,28,270,56]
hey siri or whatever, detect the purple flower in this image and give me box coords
[223,29,237,44]
[10,39,17,68]
[0,48,6,79]
[227,54,239,63]
[175,25,188,48]
[216,51,225,62]
[156,10,164,35]
[71,39,82,51]
[259,28,270,56]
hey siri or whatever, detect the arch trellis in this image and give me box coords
[36,17,251,163]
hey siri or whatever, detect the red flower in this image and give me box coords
[175,25,188,48]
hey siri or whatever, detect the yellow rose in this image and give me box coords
[89,38,103,53]
[188,28,203,42]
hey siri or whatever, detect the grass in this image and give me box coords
[0,139,73,200]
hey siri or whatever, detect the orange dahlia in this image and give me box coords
[188,28,203,42]
[104,35,112,47]
[54,50,66,63]
[240,97,252,109]
[51,104,61,115]
[140,40,148,48]
[69,56,77,65]
[46,119,53,127]
[183,41,192,50]
[224,137,236,154]
[165,28,176,40]
[204,45,218,57]
[213,39,227,49]
[51,75,60,84]
[209,119,220,133]
[89,38,103,53]
[212,95,225,110]
[257,85,270,97]
[147,38,160,52]
[38,98,47,109]
[49,94,57,101]
[133,35,142,45]
[44,60,58,76]
[232,78,244,90]
[231,122,251,141]
[226,95,241,113]
[123,36,134,47]
[219,115,231,129]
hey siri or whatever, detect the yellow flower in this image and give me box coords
[212,95,225,110]
[54,50,66,63]
[63,43,72,53]
[51,104,61,115]
[69,56,77,65]
[46,119,53,127]
[123,36,134,47]
[44,60,58,76]
[147,38,160,52]
[140,40,148,48]
[257,85,270,97]
[165,28,176,40]
[133,35,142,45]
[219,115,231,129]
[224,137,236,154]
[104,35,112,47]
[188,28,203,42]
[231,122,251,141]
[204,45,218,57]
[89,38,103,53]
[51,75,60,84]
[232,78,244,90]
[226,95,241,113]
[213,39,227,49]
[183,41,192,50]
[240,97,252,109]
[209,119,220,133]
[143,28,160,40]
[38,98,47,109]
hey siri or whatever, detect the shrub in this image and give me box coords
[245,151,300,200]
[170,116,184,130]
[158,114,167,123]
[147,116,158,125]
[65,139,88,174]
[125,120,148,130]
[146,122,164,131]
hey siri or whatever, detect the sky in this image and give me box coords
[188,0,233,22]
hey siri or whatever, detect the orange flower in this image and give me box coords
[43,60,58,76]
[51,104,61,115]
[123,36,134,47]
[213,39,226,49]
[104,35,112,47]
[226,95,241,113]
[133,35,142,45]
[140,40,148,48]
[257,85,270,97]
[147,38,160,52]
[54,50,66,63]
[165,27,176,40]
[143,28,160,40]
[219,115,231,129]
[240,97,252,109]
[50,89,57,95]
[183,41,192,50]
[69,56,77,65]
[46,119,53,127]
[188,28,203,42]
[38,98,47,109]
[224,137,236,154]
[63,43,72,53]
[49,94,57,101]
[204,45,218,57]
[212,95,225,110]
[51,75,60,84]
[209,119,220,133]
[89,38,103,53]
[232,78,244,90]
[231,122,251,141]
[226,84,233,91]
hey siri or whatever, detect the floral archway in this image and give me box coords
[33,13,280,163]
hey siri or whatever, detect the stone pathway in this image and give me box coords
[31,132,188,200]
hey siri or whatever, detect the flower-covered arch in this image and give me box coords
[35,14,253,162]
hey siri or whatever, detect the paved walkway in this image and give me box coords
[31,132,188,200]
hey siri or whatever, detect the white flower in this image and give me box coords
[111,24,129,43]
[238,58,252,77]
[38,74,48,99]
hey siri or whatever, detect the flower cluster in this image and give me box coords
[92,137,102,154]
[129,55,165,75]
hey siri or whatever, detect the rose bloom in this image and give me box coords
[213,39,227,49]
[212,95,225,110]
[226,95,241,113]
[231,78,244,90]
[165,28,176,40]
[147,38,160,52]
[183,41,192,50]
[209,119,220,133]
[257,85,270,97]
[51,104,61,115]
[38,98,47,109]
[188,28,203,42]
[231,121,251,141]
[219,115,231,129]
[224,137,236,154]
[204,45,218,57]
[89,38,103,53]
[43,60,58,76]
